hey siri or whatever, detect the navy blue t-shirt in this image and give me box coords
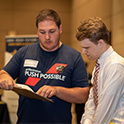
[3,42,89,123]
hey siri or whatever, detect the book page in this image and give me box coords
[16,84,34,92]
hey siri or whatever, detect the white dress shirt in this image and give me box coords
[81,46,124,124]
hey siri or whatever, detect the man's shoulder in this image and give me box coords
[112,51,124,65]
[25,42,39,48]
[102,51,124,70]
[62,43,80,54]
[19,42,39,51]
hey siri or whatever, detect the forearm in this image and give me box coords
[55,86,89,103]
[0,70,8,75]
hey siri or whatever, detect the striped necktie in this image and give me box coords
[93,60,100,109]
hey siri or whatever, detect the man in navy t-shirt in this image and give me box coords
[0,9,89,123]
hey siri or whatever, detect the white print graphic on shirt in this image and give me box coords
[25,68,66,81]
[24,59,38,68]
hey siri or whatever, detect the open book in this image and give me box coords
[12,84,53,103]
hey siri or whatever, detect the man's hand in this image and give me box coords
[36,85,58,98]
[36,85,89,103]
[0,70,15,90]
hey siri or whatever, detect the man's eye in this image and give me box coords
[50,30,55,33]
[40,32,45,34]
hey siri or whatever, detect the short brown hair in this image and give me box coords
[36,9,61,28]
[75,17,110,45]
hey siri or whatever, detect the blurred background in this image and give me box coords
[0,0,124,123]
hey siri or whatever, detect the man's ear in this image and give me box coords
[98,39,104,48]
[59,24,62,34]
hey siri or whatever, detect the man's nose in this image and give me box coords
[45,33,50,40]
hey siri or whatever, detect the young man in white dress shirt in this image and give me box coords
[76,17,124,124]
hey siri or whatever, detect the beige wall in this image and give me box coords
[112,0,124,57]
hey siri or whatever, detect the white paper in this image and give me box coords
[16,84,34,92]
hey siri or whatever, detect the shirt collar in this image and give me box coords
[98,46,113,64]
